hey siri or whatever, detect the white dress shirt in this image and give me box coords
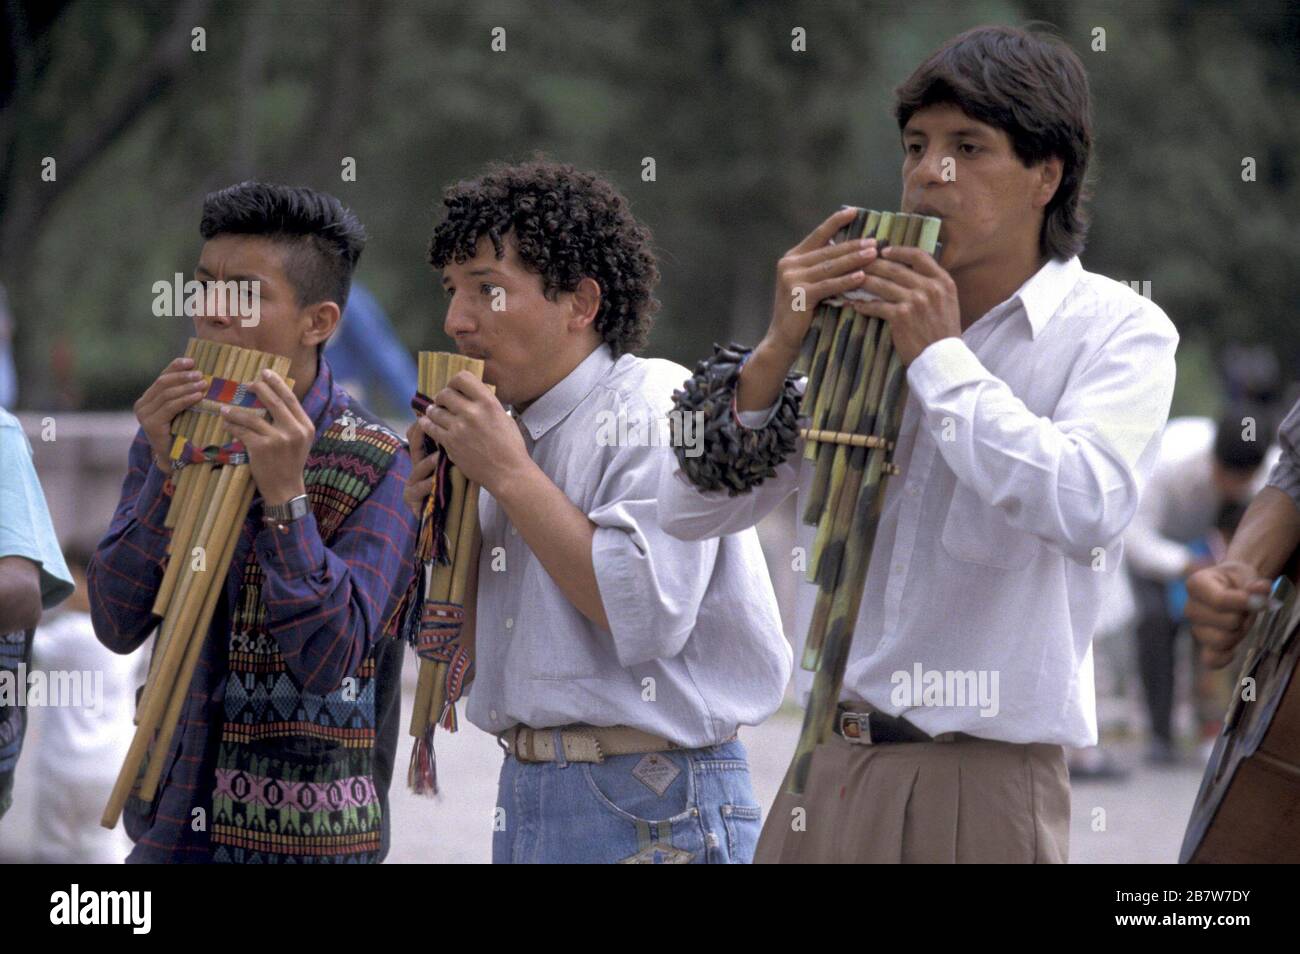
[467,343,793,748]
[1123,416,1280,582]
[658,255,1179,747]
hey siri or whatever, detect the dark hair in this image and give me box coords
[893,24,1093,261]
[1214,409,1268,472]
[199,181,366,311]
[428,159,660,356]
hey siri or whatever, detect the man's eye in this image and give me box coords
[905,143,922,156]
[480,283,496,295]
[959,143,979,156]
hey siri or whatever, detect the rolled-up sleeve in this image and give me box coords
[906,308,1179,564]
[1266,398,1300,512]
[589,432,721,667]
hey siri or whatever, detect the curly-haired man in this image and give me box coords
[405,159,792,863]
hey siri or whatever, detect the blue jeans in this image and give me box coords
[492,736,762,863]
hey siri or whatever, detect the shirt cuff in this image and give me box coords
[905,336,987,404]
[135,461,176,536]
[736,402,780,430]
[255,512,327,582]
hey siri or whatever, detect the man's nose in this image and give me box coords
[908,148,948,189]
[444,299,476,338]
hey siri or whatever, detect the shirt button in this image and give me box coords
[907,483,919,495]
[893,564,905,574]
[505,617,514,630]
[489,709,498,721]
[510,525,518,536]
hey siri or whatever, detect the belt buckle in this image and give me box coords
[839,710,874,745]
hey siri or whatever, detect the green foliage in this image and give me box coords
[2,0,1295,410]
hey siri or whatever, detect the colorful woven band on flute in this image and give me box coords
[168,433,250,468]
[192,375,269,417]
[670,342,803,496]
[414,601,472,732]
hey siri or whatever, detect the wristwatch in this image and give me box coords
[262,493,310,530]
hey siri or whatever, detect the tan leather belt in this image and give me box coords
[498,724,736,763]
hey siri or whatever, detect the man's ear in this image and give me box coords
[1035,156,1064,209]
[568,277,602,333]
[301,300,341,350]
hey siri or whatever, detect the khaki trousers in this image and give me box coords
[755,733,1070,863]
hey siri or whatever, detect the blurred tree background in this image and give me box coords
[2,0,1296,419]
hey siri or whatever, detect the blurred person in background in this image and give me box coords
[0,406,75,822]
[30,544,142,862]
[325,282,418,418]
[1123,410,1278,764]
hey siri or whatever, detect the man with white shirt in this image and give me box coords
[1123,413,1275,763]
[658,25,1179,862]
[406,159,792,863]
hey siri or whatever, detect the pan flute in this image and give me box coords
[783,208,942,796]
[405,351,488,794]
[102,339,291,828]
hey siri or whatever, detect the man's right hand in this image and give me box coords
[767,206,880,353]
[134,356,207,468]
[1186,560,1274,668]
[403,421,438,518]
[739,208,878,413]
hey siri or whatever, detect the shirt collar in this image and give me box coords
[515,343,615,442]
[984,254,1082,339]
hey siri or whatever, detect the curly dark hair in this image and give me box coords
[428,159,660,356]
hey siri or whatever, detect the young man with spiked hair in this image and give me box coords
[406,159,791,864]
[659,25,1179,862]
[88,182,418,862]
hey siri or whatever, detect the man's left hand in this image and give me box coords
[847,245,961,366]
[417,371,533,496]
[221,369,314,506]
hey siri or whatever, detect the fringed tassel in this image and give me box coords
[407,724,439,797]
[439,698,458,732]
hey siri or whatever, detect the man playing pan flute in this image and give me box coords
[406,159,792,863]
[87,182,418,862]
[659,25,1180,862]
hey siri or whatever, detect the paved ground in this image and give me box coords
[1,682,1208,864]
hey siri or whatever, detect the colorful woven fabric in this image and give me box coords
[168,433,250,467]
[210,412,405,864]
[200,375,263,410]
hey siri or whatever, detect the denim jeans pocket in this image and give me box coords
[580,752,705,863]
[721,803,763,862]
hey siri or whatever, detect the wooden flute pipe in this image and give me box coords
[117,344,286,803]
[139,474,254,801]
[142,350,281,717]
[424,480,482,729]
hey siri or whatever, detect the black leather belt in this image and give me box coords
[833,703,967,745]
